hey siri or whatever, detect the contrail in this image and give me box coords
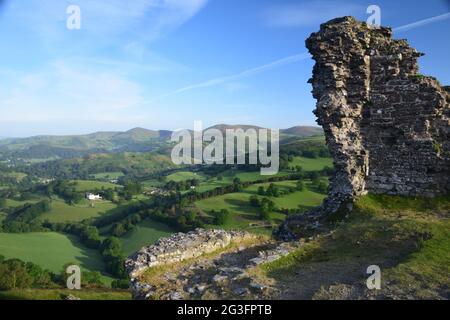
[171,52,310,94]
[147,52,310,102]
[393,12,450,32]
[151,12,450,101]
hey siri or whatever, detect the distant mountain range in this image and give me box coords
[206,124,323,137]
[0,125,322,160]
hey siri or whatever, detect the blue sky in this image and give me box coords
[0,0,449,137]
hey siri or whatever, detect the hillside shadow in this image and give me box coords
[224,198,259,220]
[93,200,152,233]
[66,234,109,277]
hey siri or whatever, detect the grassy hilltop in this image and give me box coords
[252,194,450,299]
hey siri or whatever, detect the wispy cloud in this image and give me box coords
[7,0,209,49]
[0,61,145,124]
[263,0,364,28]
[0,0,209,128]
[59,54,187,76]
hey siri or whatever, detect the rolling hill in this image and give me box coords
[0,125,323,160]
[207,124,323,138]
[0,127,167,149]
[0,128,172,159]
[206,124,265,132]
[280,126,323,137]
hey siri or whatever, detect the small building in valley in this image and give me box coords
[86,193,102,201]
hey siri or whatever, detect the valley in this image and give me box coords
[0,125,330,299]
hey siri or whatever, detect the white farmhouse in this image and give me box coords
[86,193,102,201]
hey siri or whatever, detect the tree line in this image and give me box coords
[0,255,112,291]
[1,200,50,233]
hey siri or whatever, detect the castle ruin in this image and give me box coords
[277,17,450,239]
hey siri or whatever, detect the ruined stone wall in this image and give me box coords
[125,229,254,279]
[307,17,450,199]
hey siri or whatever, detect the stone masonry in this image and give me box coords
[309,17,449,199]
[277,17,450,240]
[125,228,254,279]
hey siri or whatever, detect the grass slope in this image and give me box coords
[195,180,326,233]
[0,289,130,300]
[41,198,117,223]
[165,171,206,182]
[121,219,175,256]
[0,232,105,274]
[71,180,119,192]
[91,172,124,180]
[3,172,28,181]
[75,153,176,177]
[3,198,40,208]
[289,157,333,171]
[142,155,333,192]
[190,171,293,194]
[254,194,450,299]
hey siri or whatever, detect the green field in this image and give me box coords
[224,170,296,183]
[91,172,124,180]
[0,289,131,300]
[0,232,105,274]
[23,157,60,163]
[14,172,28,181]
[195,180,326,233]
[3,198,40,208]
[41,198,118,223]
[142,170,291,193]
[1,197,118,223]
[142,155,332,194]
[71,152,176,177]
[289,157,333,171]
[2,171,28,181]
[268,181,327,210]
[180,157,331,194]
[190,179,231,193]
[190,170,293,194]
[121,219,175,256]
[142,179,164,188]
[71,180,119,192]
[165,171,206,182]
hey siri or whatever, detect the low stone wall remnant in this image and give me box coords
[125,228,254,279]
